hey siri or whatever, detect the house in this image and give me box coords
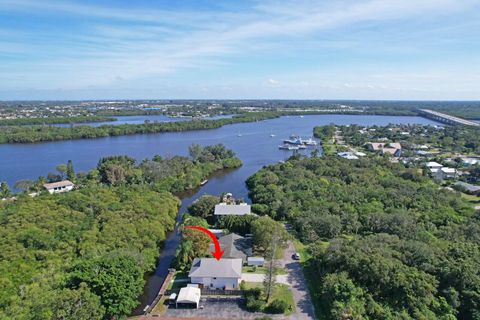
[43,180,75,194]
[426,162,444,174]
[176,286,201,309]
[189,258,242,290]
[434,167,458,181]
[366,142,402,157]
[454,182,480,195]
[247,257,265,267]
[209,233,252,263]
[214,203,251,217]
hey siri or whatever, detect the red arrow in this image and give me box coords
[184,225,224,260]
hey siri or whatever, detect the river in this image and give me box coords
[0,114,440,313]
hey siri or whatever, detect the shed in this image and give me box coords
[247,257,265,267]
[176,286,201,309]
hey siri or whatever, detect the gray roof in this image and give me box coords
[189,258,242,278]
[209,233,252,261]
[214,204,251,216]
[454,181,480,193]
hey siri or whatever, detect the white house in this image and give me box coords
[214,203,251,217]
[189,258,242,290]
[43,180,75,194]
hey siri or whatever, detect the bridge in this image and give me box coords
[419,109,480,127]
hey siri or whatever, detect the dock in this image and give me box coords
[419,109,480,127]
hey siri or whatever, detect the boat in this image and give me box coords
[297,145,307,149]
[237,134,242,137]
[303,137,317,146]
[270,134,276,137]
[283,138,303,145]
[200,179,208,186]
[279,144,299,151]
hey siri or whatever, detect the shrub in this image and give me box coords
[266,299,289,314]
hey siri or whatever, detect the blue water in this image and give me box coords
[54,114,234,127]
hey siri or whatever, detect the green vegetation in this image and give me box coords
[247,155,479,319]
[0,144,242,319]
[243,285,294,315]
[0,115,116,126]
[0,112,283,144]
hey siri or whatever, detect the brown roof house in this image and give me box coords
[43,180,75,194]
[366,142,402,157]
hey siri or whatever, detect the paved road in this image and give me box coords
[280,241,316,320]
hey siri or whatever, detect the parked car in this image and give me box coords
[292,252,301,260]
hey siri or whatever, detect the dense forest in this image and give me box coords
[247,155,479,319]
[0,144,242,319]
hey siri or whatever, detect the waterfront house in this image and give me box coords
[189,258,242,290]
[214,203,251,217]
[43,180,75,194]
[209,233,252,263]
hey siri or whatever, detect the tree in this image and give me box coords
[69,253,143,319]
[66,160,75,182]
[56,164,67,179]
[187,195,219,219]
[0,182,11,198]
[189,144,203,163]
[319,272,366,320]
[252,216,289,254]
[50,285,105,320]
[14,179,33,192]
[263,229,280,303]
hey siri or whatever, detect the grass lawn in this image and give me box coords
[151,295,167,315]
[460,192,480,208]
[271,284,295,315]
[242,266,287,275]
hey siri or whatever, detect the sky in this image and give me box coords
[0,0,479,100]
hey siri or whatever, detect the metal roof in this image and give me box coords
[214,204,251,216]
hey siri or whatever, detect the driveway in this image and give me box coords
[280,240,316,320]
[241,273,289,285]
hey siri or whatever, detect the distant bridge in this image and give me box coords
[419,109,480,127]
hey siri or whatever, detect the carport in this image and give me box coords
[175,286,201,309]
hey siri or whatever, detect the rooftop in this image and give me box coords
[189,258,242,278]
[214,203,251,216]
[43,180,74,189]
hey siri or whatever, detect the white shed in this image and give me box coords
[247,257,265,267]
[176,286,201,309]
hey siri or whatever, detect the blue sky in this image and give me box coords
[0,0,479,100]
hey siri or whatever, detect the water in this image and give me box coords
[54,114,234,127]
[0,114,440,313]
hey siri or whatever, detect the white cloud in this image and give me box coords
[0,0,479,97]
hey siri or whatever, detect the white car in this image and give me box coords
[292,252,301,260]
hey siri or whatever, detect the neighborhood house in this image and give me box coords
[209,233,252,263]
[366,142,402,157]
[43,180,75,194]
[189,258,242,290]
[214,203,251,216]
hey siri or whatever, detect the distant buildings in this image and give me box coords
[189,258,242,290]
[425,162,458,181]
[43,180,74,194]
